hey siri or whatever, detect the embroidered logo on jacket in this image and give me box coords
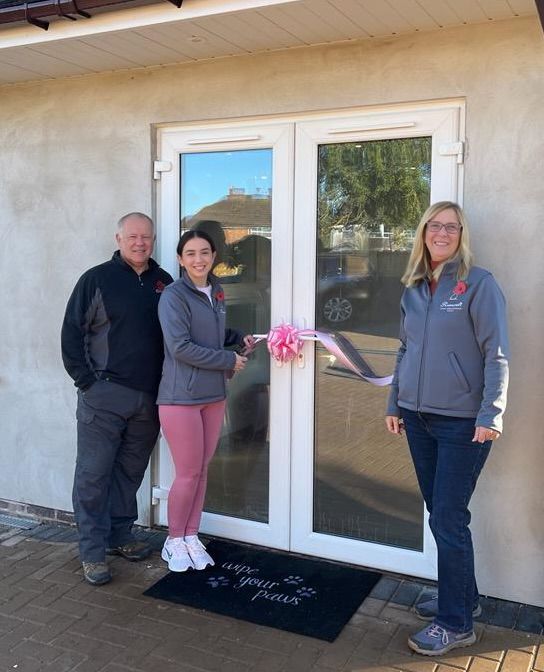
[440,300,464,312]
[440,281,468,312]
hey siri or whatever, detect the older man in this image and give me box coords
[61,213,173,585]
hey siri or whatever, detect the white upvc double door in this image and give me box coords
[155,102,464,580]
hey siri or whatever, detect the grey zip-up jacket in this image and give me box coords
[386,261,509,432]
[157,272,243,405]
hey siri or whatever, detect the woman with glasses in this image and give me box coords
[385,201,509,656]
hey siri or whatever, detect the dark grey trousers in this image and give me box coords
[73,380,159,562]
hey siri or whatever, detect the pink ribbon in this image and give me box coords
[254,324,393,386]
[265,323,306,363]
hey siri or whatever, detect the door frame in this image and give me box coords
[154,100,465,578]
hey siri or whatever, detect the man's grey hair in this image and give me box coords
[117,212,155,233]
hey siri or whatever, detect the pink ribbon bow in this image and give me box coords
[254,323,393,387]
[265,323,306,363]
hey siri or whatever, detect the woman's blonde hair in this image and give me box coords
[401,201,473,287]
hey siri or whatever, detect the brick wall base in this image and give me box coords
[0,498,75,526]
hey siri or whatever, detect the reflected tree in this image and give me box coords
[318,138,431,248]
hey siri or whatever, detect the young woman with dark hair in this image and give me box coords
[157,230,254,571]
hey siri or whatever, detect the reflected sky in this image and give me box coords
[181,150,272,218]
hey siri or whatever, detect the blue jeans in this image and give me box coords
[401,409,491,633]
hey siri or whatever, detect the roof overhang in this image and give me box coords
[0,0,177,32]
[536,0,544,30]
[0,0,539,86]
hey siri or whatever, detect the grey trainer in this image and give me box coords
[408,623,476,656]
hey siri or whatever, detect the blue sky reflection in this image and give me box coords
[180,149,272,219]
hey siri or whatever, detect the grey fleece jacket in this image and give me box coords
[386,261,509,432]
[157,272,243,405]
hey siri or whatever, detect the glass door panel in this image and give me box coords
[313,138,431,551]
[291,104,462,578]
[179,149,272,523]
[157,121,293,549]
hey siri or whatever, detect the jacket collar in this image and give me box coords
[441,259,460,277]
[111,250,159,274]
[180,268,221,293]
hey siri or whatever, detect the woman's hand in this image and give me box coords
[241,334,256,355]
[385,415,404,435]
[473,426,501,443]
[233,353,248,372]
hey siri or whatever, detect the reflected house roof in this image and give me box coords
[185,188,271,244]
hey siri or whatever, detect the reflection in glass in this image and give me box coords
[179,149,272,522]
[314,138,431,550]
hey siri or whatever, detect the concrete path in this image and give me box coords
[0,528,542,672]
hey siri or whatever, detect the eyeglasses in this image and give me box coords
[426,221,462,235]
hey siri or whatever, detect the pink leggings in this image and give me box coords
[159,400,226,538]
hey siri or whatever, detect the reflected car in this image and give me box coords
[221,246,372,328]
[317,249,373,326]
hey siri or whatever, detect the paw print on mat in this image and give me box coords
[283,575,304,585]
[207,576,229,588]
[296,586,317,598]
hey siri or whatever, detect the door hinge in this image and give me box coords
[152,486,169,505]
[153,160,172,180]
[439,141,464,164]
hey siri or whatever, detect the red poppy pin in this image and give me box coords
[453,280,467,296]
[154,280,166,294]
[214,290,225,302]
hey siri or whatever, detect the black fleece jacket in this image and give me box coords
[61,251,173,395]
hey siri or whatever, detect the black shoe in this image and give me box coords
[82,562,111,586]
[106,540,153,561]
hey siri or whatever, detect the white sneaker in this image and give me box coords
[161,537,193,572]
[184,535,214,570]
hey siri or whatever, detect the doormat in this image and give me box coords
[143,538,381,641]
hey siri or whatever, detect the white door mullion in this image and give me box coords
[290,123,319,550]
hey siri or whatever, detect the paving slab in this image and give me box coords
[0,526,542,672]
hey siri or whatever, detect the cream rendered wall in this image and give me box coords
[0,16,542,604]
